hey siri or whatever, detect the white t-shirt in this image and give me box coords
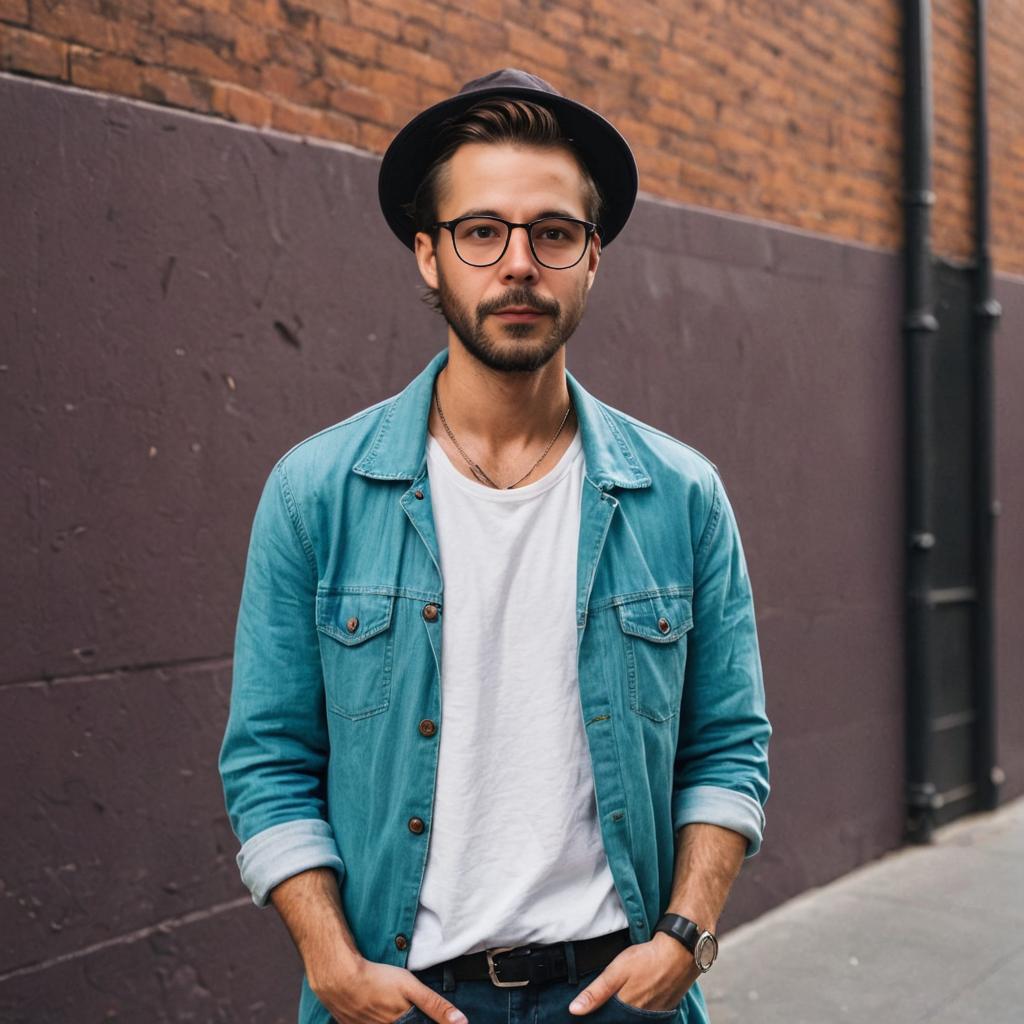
[406,426,630,969]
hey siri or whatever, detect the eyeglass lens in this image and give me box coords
[452,218,588,268]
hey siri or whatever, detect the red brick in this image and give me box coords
[578,35,630,74]
[267,30,319,74]
[69,45,143,95]
[234,21,271,64]
[404,0,445,32]
[544,9,584,44]
[31,3,114,52]
[362,64,414,98]
[139,64,208,109]
[115,0,160,19]
[151,3,204,36]
[641,148,685,183]
[327,82,392,122]
[0,0,29,25]
[506,23,569,71]
[376,40,453,89]
[0,23,66,78]
[210,79,273,126]
[107,20,165,64]
[260,60,304,97]
[614,116,660,150]
[586,0,669,43]
[357,117,395,152]
[270,95,362,146]
[416,82,452,106]
[165,36,237,79]
[319,17,378,59]
[646,100,697,136]
[446,0,502,22]
[396,17,430,49]
[322,49,366,86]
[348,0,399,38]
[319,109,362,145]
[683,91,717,124]
[440,8,503,51]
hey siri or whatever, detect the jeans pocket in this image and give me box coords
[331,1007,420,1024]
[387,1005,421,1024]
[608,993,680,1018]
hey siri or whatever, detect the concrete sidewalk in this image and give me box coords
[701,797,1024,1023]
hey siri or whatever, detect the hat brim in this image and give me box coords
[377,85,638,251]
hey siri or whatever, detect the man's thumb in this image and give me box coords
[417,985,468,1024]
[569,979,610,1015]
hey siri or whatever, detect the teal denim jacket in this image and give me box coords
[219,347,771,1024]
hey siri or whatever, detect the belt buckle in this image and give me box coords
[485,946,532,988]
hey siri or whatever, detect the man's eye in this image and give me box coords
[470,226,497,238]
[541,229,567,241]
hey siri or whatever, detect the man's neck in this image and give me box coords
[426,340,578,487]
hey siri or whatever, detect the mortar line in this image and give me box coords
[0,896,252,984]
[0,654,234,690]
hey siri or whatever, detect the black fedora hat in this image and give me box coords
[377,68,638,251]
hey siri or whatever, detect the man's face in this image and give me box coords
[414,141,601,373]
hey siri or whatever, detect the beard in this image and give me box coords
[435,262,589,373]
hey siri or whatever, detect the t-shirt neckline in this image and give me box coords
[426,427,583,502]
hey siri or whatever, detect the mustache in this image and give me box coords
[477,288,560,318]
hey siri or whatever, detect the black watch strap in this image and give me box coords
[654,913,701,953]
[654,913,718,973]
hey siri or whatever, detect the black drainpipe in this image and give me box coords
[971,0,1003,812]
[901,0,939,844]
[903,1,1003,843]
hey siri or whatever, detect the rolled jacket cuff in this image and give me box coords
[236,818,347,906]
[672,785,766,858]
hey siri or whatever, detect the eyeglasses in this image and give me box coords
[432,215,598,270]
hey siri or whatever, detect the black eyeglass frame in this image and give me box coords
[431,215,600,270]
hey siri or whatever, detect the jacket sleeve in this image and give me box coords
[218,459,346,906]
[671,470,772,857]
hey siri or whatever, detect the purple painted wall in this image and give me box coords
[994,277,1024,798]
[1,71,1021,1020]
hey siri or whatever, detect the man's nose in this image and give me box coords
[500,225,540,280]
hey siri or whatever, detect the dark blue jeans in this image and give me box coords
[389,961,696,1024]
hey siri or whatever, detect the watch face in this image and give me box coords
[694,933,718,972]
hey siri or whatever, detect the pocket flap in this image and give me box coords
[316,591,394,645]
[616,591,693,642]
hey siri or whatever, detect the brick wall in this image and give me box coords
[983,0,1024,275]
[931,0,975,266]
[2,1,1021,274]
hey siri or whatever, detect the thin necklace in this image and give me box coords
[433,375,574,490]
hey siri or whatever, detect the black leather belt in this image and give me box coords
[412,927,632,988]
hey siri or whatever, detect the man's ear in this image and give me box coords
[414,231,439,290]
[585,233,602,291]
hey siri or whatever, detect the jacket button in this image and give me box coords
[419,719,437,737]
[347,617,359,633]
[422,603,439,621]
[414,489,424,499]
[395,934,408,950]
[657,617,670,633]
[408,817,425,834]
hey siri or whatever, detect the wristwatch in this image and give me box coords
[654,913,719,973]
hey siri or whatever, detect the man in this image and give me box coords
[219,69,771,1024]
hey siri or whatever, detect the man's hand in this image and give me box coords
[567,932,699,1015]
[267,869,468,1024]
[311,954,468,1024]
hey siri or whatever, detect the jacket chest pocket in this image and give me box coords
[315,590,396,720]
[615,589,693,723]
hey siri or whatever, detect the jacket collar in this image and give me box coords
[352,347,652,491]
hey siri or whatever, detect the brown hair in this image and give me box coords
[407,98,603,314]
